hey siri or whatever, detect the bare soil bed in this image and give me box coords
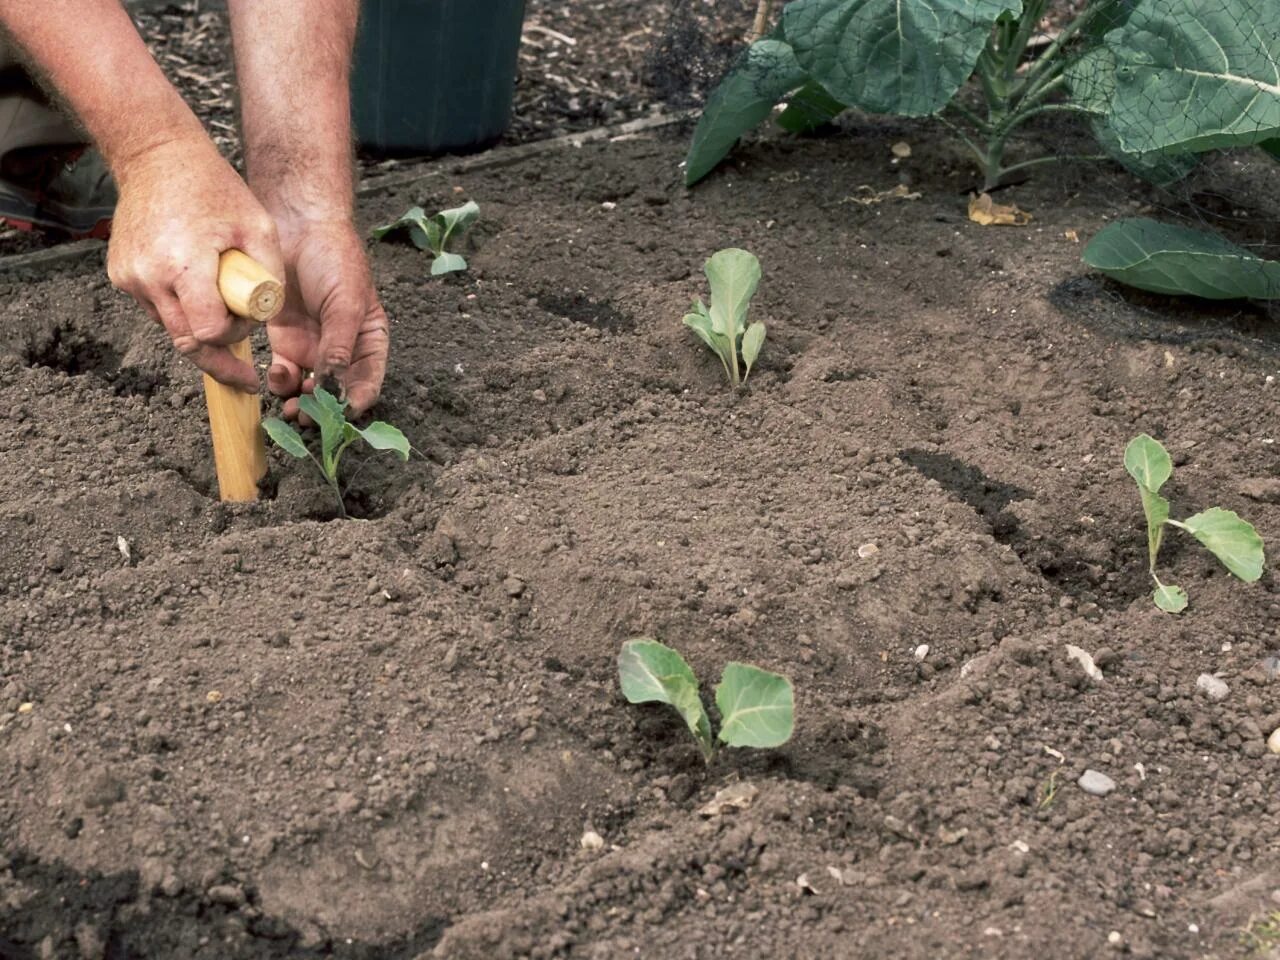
[2,110,1280,959]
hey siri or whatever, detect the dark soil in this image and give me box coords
[2,104,1280,958]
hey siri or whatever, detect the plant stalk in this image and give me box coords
[750,0,774,42]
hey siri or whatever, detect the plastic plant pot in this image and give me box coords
[351,0,527,156]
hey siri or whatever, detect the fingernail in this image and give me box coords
[317,374,344,399]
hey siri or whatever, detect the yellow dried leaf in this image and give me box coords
[1064,229,1080,243]
[968,193,1032,226]
[17,702,33,714]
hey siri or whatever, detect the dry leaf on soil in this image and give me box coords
[968,192,1032,226]
[698,782,759,817]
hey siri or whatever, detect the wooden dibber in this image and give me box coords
[205,250,285,502]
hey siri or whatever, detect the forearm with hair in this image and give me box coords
[0,1,209,185]
[227,0,359,221]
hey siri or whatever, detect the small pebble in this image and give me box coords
[503,576,526,598]
[206,884,246,908]
[1196,674,1229,701]
[1260,655,1280,680]
[580,830,604,851]
[913,644,929,662]
[1078,769,1116,797]
[857,543,879,559]
[1268,728,1280,755]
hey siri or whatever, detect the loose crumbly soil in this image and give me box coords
[3,98,1280,960]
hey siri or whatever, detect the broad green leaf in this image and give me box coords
[777,80,848,132]
[1081,0,1138,41]
[422,220,443,253]
[1084,219,1280,300]
[741,322,766,381]
[783,0,1021,116]
[370,205,428,241]
[358,422,411,461]
[1102,0,1280,155]
[1065,47,1115,116]
[1125,434,1172,569]
[1138,487,1170,571]
[715,662,794,749]
[435,200,480,245]
[705,248,761,340]
[262,417,310,460]
[1124,434,1172,494]
[1153,582,1188,613]
[618,639,713,761]
[408,224,433,251]
[431,252,469,276]
[1179,507,1265,582]
[299,388,349,477]
[1090,118,1198,187]
[683,309,727,356]
[685,39,808,185]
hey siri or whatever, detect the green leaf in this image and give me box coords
[783,0,1021,116]
[715,662,794,749]
[1102,0,1280,155]
[618,639,714,761]
[1065,47,1115,116]
[741,322,766,380]
[431,252,469,275]
[683,308,726,355]
[1124,434,1172,494]
[299,388,349,479]
[370,205,428,241]
[1179,507,1265,582]
[705,248,761,340]
[262,417,310,460]
[1125,434,1172,570]
[777,80,848,132]
[1084,219,1280,300]
[1153,582,1189,613]
[685,39,808,186]
[358,422,410,462]
[1138,487,1170,572]
[408,224,434,251]
[434,199,480,243]
[1090,118,1199,188]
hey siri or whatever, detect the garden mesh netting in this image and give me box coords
[657,0,1280,301]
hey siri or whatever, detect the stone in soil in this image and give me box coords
[1078,770,1117,797]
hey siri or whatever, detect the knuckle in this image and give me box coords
[170,334,201,357]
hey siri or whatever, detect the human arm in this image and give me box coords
[227,0,389,417]
[0,0,283,389]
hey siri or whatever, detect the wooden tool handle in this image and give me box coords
[217,249,285,323]
[205,250,283,502]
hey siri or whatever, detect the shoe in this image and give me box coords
[0,144,116,239]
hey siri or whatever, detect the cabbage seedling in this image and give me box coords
[1124,434,1264,613]
[683,248,766,387]
[618,638,794,762]
[371,200,480,275]
[263,388,409,517]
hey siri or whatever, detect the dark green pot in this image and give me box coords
[352,0,527,156]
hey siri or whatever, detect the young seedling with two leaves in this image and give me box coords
[683,248,766,387]
[618,638,794,763]
[371,200,480,275]
[1125,434,1264,613]
[263,388,409,518]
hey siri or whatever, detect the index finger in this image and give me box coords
[172,249,251,346]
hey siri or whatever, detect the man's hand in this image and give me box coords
[107,137,285,391]
[266,216,389,419]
